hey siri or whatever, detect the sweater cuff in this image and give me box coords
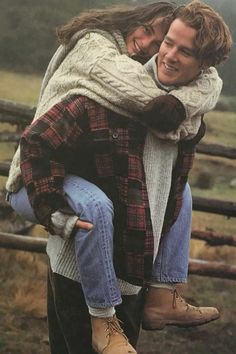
[51,211,79,239]
[142,95,186,133]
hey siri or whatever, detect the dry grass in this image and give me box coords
[0,71,235,353]
[0,71,42,106]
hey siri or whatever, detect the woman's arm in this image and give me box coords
[49,32,165,116]
[20,97,85,232]
[69,34,222,138]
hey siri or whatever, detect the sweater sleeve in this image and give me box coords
[159,67,222,142]
[171,67,223,118]
[149,66,222,142]
[60,32,165,114]
[75,35,222,141]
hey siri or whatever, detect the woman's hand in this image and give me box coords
[75,219,93,231]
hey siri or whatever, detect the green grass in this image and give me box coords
[203,110,236,147]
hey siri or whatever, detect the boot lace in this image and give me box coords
[172,289,202,313]
[104,317,128,344]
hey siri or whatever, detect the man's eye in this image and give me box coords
[182,50,192,57]
[164,40,172,47]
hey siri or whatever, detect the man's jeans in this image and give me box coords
[47,266,144,354]
[7,175,192,308]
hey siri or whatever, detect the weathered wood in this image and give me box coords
[0,99,35,125]
[197,142,236,159]
[0,232,46,253]
[1,99,236,160]
[0,132,21,142]
[0,162,10,176]
[1,232,235,280]
[189,258,236,280]
[191,230,236,247]
[192,196,236,217]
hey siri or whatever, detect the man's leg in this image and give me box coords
[47,266,143,354]
[47,266,96,354]
[143,183,219,330]
[152,182,192,284]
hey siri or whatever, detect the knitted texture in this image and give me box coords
[6,32,222,193]
[6,30,222,294]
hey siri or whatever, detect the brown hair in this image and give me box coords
[57,2,175,45]
[173,0,233,66]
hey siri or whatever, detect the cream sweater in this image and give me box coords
[6,30,222,293]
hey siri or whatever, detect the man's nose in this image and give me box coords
[166,47,178,62]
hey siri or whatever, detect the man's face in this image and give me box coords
[157,19,203,86]
[126,17,166,61]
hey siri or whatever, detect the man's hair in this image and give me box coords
[57,2,175,45]
[173,0,232,66]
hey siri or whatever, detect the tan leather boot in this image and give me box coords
[91,315,137,354]
[142,287,220,330]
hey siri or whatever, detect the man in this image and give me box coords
[142,0,232,330]
[8,1,232,354]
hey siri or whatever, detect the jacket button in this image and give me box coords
[112,131,119,139]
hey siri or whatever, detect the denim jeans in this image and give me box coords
[7,175,191,308]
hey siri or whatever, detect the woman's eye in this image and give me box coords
[143,25,151,34]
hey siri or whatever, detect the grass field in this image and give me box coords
[0,71,235,354]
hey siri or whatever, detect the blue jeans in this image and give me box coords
[7,175,191,307]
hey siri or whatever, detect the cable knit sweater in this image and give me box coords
[6,30,222,293]
[6,29,222,192]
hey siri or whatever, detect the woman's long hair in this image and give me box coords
[57,2,176,45]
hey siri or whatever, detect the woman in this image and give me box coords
[6,2,228,354]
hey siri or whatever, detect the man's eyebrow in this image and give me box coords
[164,35,195,54]
[164,35,173,42]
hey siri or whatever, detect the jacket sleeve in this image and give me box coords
[20,98,84,231]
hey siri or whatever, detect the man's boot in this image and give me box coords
[91,315,137,354]
[142,287,220,330]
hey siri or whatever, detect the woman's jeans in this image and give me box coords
[7,175,192,308]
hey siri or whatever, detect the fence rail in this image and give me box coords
[0,99,235,282]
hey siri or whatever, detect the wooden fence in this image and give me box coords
[0,99,236,280]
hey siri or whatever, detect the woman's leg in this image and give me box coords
[7,187,38,223]
[63,175,122,309]
[7,175,122,308]
[151,182,192,282]
[143,183,219,330]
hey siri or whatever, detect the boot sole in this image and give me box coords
[142,313,220,331]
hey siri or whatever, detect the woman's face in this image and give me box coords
[126,17,166,61]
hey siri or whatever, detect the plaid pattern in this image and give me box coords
[20,95,201,285]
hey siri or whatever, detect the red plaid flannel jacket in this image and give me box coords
[20,95,204,285]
